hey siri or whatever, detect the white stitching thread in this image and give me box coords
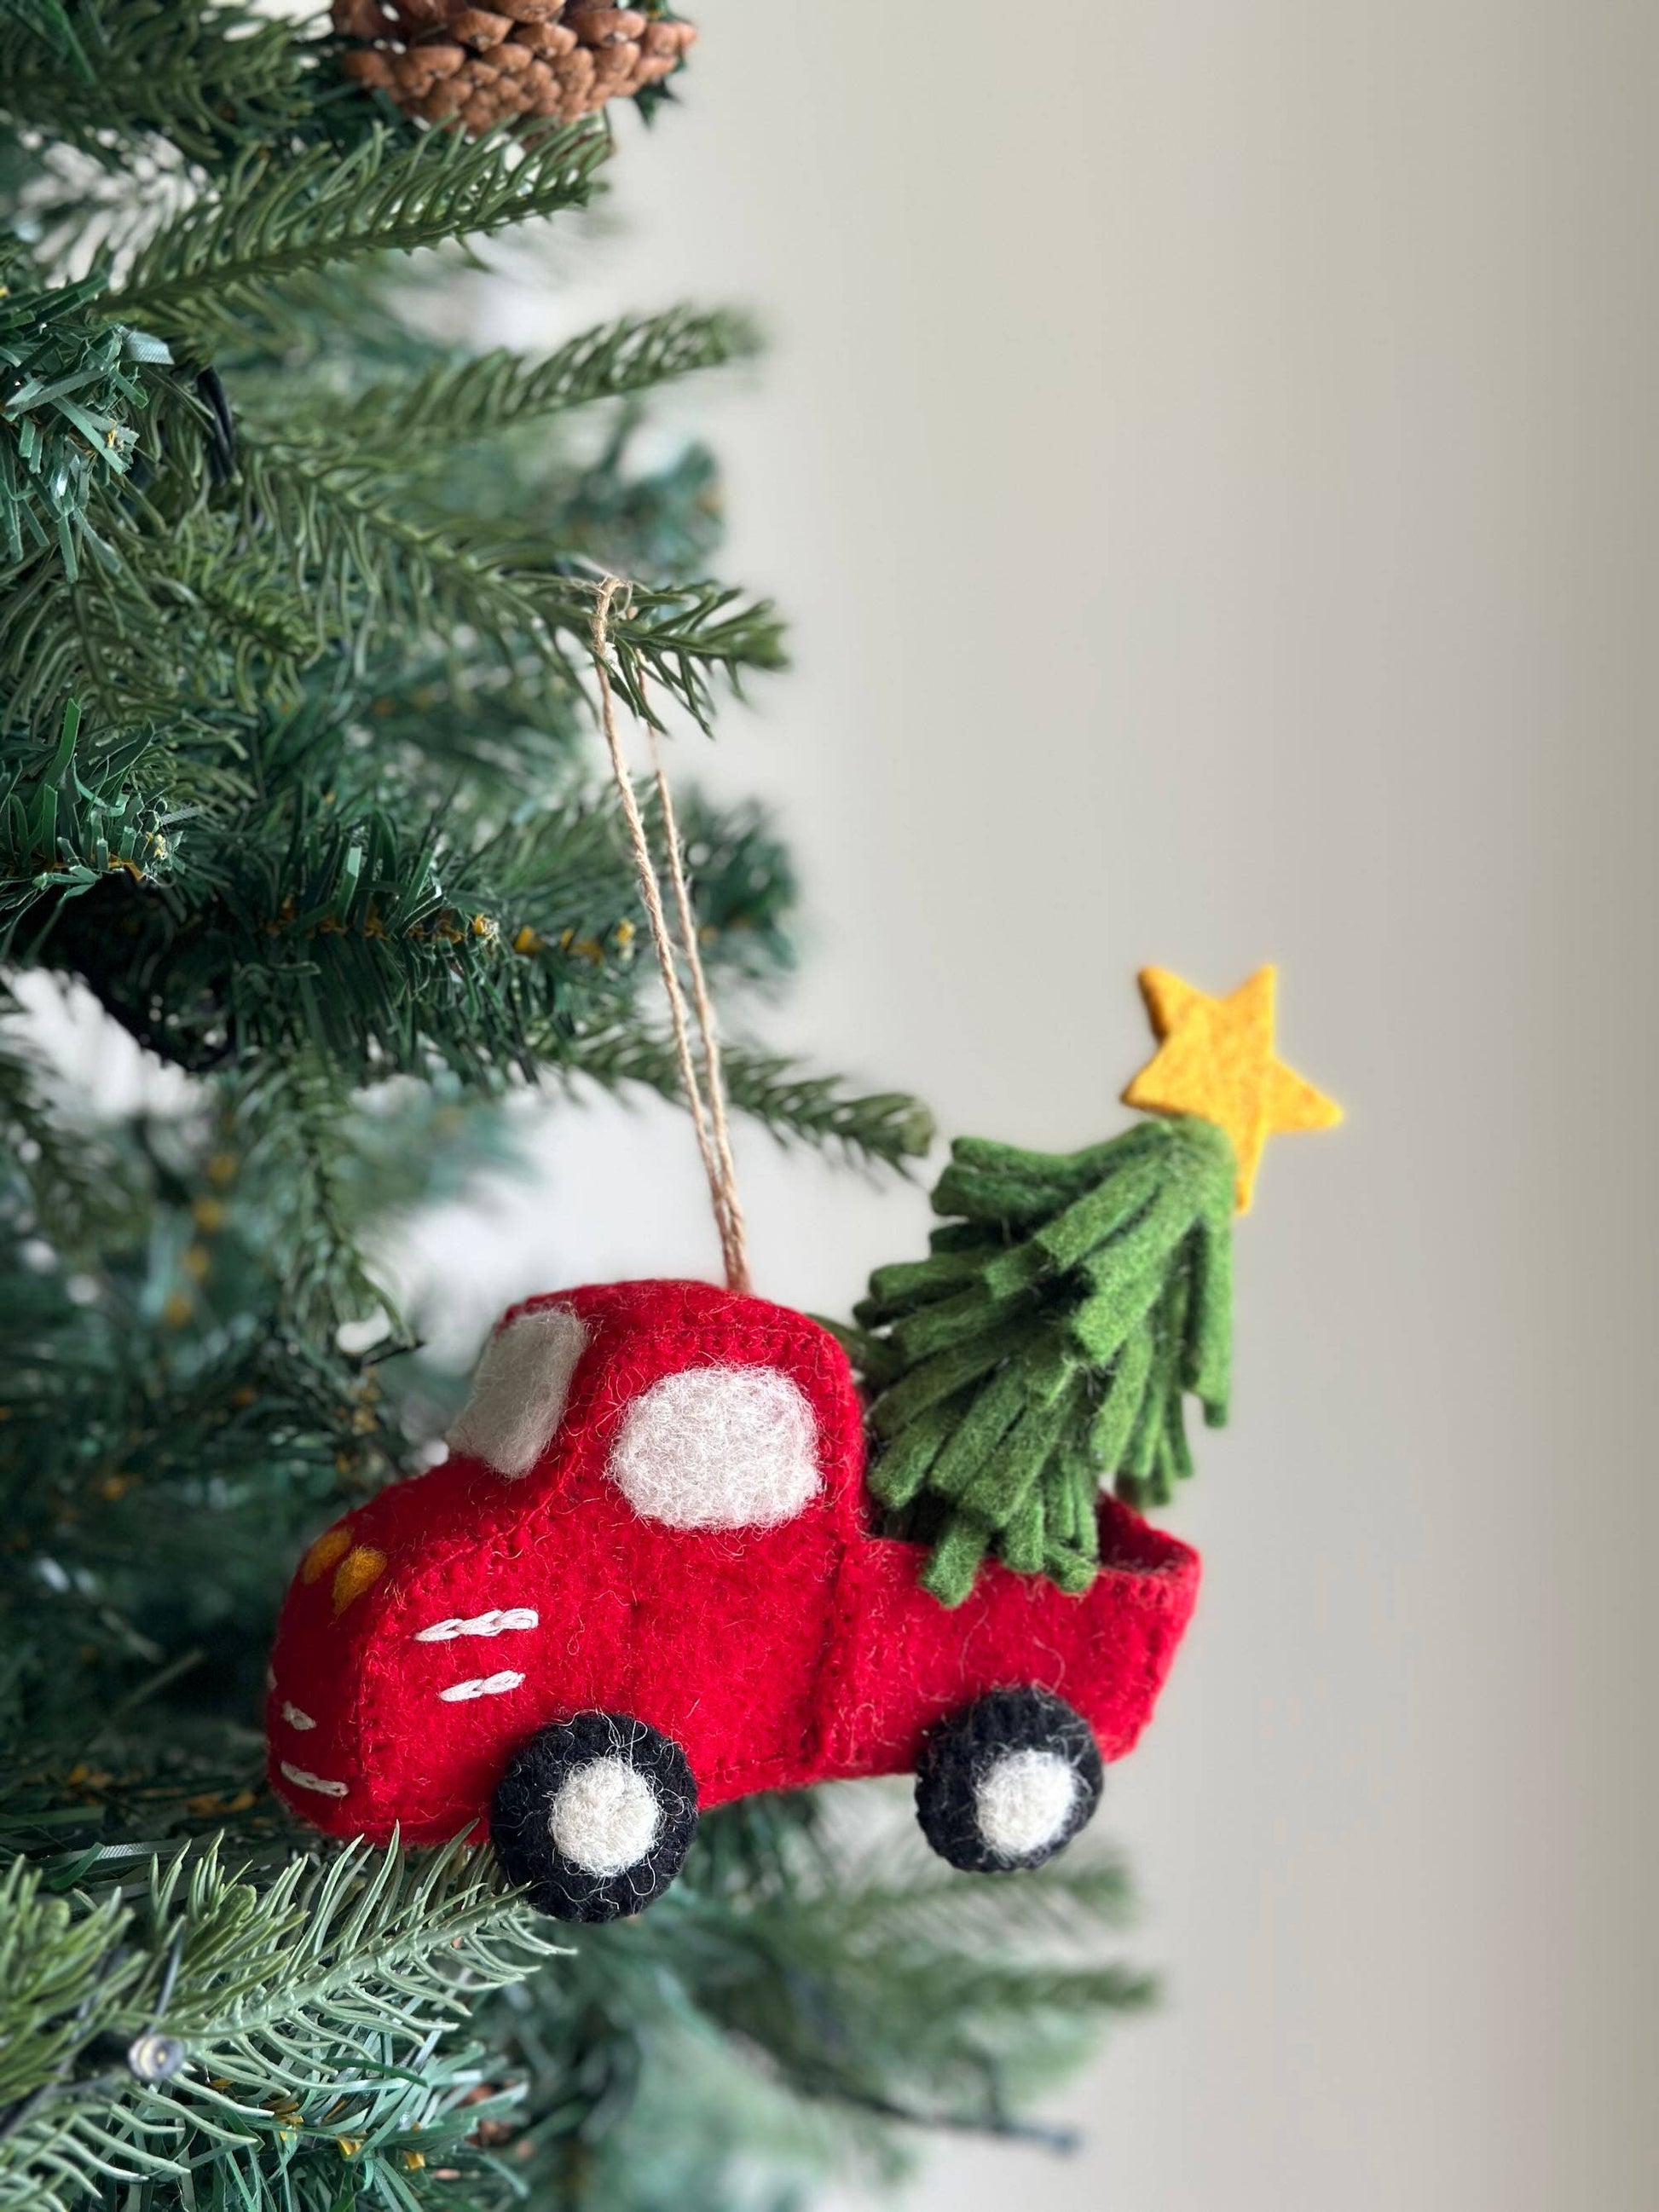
[414,1608,539,1642]
[280,1760,347,1798]
[437,1670,524,1702]
[280,1700,316,1730]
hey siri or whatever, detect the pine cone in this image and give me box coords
[333,0,695,130]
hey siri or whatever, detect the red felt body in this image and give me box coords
[268,1280,1199,1843]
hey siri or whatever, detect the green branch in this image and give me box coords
[103,123,610,351]
[321,307,760,462]
[0,263,176,583]
[555,1023,934,1170]
[0,1839,555,2212]
[0,0,309,165]
[232,424,784,724]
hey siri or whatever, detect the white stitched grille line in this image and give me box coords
[280,1760,347,1798]
[437,1670,524,1702]
[414,1608,539,1643]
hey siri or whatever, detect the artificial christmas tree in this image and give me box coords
[0,7,1337,2209]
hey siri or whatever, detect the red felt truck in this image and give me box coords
[269,1279,1199,1920]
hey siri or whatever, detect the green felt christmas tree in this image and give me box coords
[0,7,1156,2209]
[852,1114,1238,1604]
[848,962,1342,1603]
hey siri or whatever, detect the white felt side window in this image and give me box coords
[608,1366,821,1529]
[448,1305,588,1478]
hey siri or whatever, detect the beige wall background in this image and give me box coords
[415,5,1658,2207]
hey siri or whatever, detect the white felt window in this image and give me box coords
[608,1365,821,1529]
[447,1305,588,1477]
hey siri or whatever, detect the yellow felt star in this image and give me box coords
[1121,965,1342,1212]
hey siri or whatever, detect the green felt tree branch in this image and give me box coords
[853,1116,1235,1603]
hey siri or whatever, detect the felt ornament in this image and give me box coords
[266,598,1339,1919]
[268,1278,1199,1920]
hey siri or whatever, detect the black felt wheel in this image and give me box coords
[489,1710,699,1922]
[915,1687,1103,1874]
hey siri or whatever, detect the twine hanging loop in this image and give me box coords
[590,579,752,1297]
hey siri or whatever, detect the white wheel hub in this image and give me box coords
[974,1747,1079,1860]
[548,1756,662,1877]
